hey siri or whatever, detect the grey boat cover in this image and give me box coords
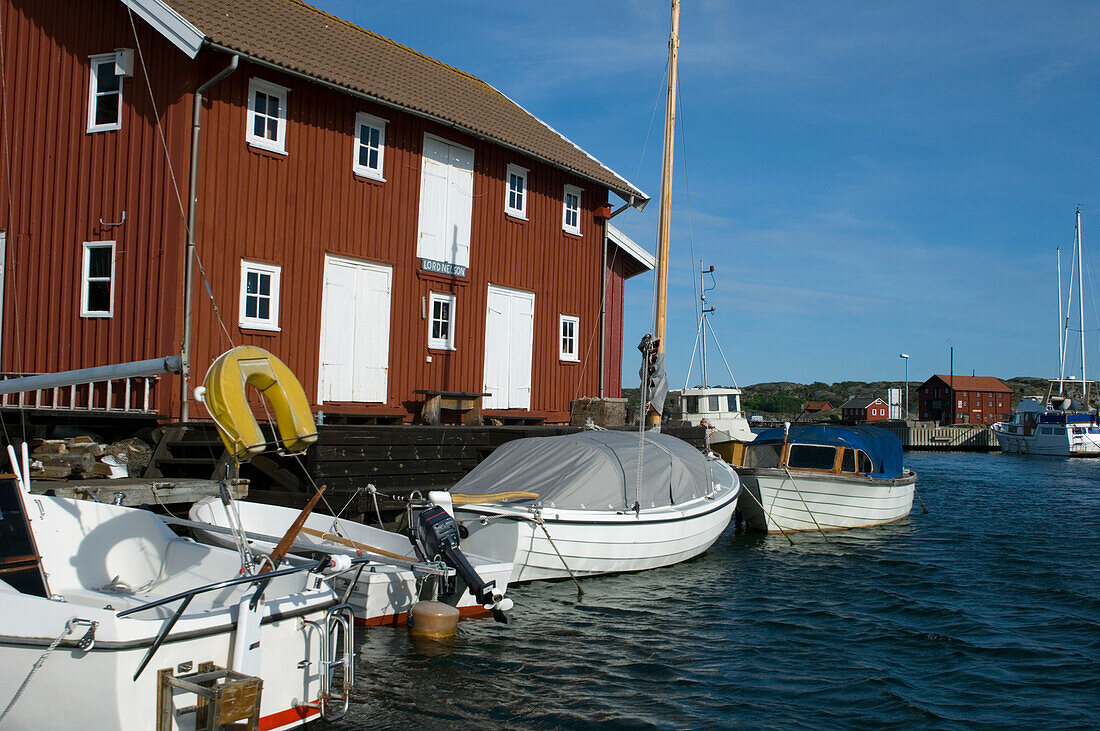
[450,430,713,510]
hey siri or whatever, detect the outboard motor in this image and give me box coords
[414,505,508,622]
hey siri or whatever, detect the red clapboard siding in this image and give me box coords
[1,0,632,423]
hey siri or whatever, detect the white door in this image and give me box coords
[483,285,534,410]
[319,255,392,403]
[416,134,473,268]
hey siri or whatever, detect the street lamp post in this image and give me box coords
[899,353,910,420]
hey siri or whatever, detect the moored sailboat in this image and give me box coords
[993,210,1100,457]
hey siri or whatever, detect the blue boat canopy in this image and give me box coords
[751,425,905,479]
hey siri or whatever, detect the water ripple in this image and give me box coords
[338,453,1100,729]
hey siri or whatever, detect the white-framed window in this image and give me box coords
[353,112,386,180]
[562,184,582,235]
[428,292,456,350]
[505,164,528,219]
[246,78,288,154]
[80,241,115,317]
[239,260,281,331]
[87,53,123,132]
[559,314,579,362]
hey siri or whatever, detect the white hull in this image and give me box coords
[992,424,1100,457]
[0,494,341,730]
[189,498,511,625]
[737,468,917,533]
[453,461,741,583]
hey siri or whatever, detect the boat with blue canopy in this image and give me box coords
[729,424,917,534]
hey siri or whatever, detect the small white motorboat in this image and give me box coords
[188,497,513,625]
[0,477,355,730]
[732,425,918,533]
[430,430,741,583]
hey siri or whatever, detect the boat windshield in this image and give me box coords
[787,444,837,471]
[743,442,782,468]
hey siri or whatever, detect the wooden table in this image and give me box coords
[413,390,492,426]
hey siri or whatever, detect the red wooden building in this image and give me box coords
[917,375,1011,426]
[840,397,889,422]
[0,0,652,425]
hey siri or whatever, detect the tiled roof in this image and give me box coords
[161,0,647,203]
[803,401,833,411]
[927,375,1011,392]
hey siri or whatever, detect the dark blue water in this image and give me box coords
[341,452,1099,728]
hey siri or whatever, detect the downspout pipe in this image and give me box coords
[598,197,637,398]
[182,53,239,422]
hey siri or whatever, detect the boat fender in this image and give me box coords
[427,490,454,518]
[326,554,353,573]
[407,600,459,641]
[201,346,317,458]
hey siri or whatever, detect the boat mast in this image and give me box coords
[648,0,679,426]
[699,262,708,388]
[1078,208,1086,403]
[1058,246,1065,395]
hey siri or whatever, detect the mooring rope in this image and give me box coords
[737,482,794,546]
[532,513,584,596]
[782,466,829,540]
[0,618,78,724]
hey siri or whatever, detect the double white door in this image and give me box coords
[483,285,534,410]
[319,255,391,403]
[417,134,473,268]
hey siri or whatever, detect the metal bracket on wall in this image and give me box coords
[99,210,126,227]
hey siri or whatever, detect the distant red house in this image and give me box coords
[917,375,1011,426]
[840,397,889,422]
[803,400,833,413]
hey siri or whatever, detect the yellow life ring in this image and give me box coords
[200,346,317,459]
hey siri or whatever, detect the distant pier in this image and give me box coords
[871,422,998,451]
[749,419,1000,451]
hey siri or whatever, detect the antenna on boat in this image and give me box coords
[683,263,741,390]
[699,262,715,387]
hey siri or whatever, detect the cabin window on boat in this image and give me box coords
[87,53,123,132]
[238,260,280,331]
[428,292,456,350]
[743,443,782,468]
[1040,427,1052,435]
[352,112,386,181]
[559,314,579,361]
[80,241,115,317]
[562,185,582,235]
[505,164,528,219]
[858,450,873,473]
[246,78,288,154]
[841,448,855,472]
[787,444,837,471]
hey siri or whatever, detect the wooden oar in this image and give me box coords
[300,525,412,562]
[449,491,539,504]
[259,485,326,574]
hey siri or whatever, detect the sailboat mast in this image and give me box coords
[1078,208,1086,402]
[1058,247,1065,395]
[700,262,708,388]
[648,0,679,426]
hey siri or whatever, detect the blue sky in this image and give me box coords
[316,1,1100,388]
